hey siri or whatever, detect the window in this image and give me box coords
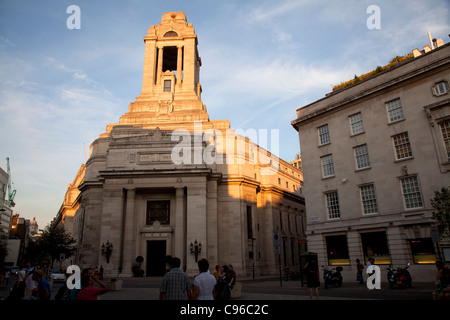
[326,235,350,265]
[164,79,171,92]
[440,120,450,161]
[360,184,378,214]
[410,238,436,264]
[400,175,423,209]
[246,205,253,239]
[361,232,391,264]
[325,191,340,219]
[349,112,364,135]
[354,144,370,169]
[321,154,335,177]
[392,132,413,160]
[146,200,170,225]
[318,124,330,145]
[433,80,449,96]
[386,98,404,122]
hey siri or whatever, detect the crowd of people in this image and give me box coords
[159,257,237,300]
[1,264,109,301]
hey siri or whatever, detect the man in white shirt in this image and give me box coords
[192,259,217,300]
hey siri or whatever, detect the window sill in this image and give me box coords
[321,175,335,180]
[394,156,414,163]
[318,142,331,148]
[388,118,405,125]
[350,131,365,138]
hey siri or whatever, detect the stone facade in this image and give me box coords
[68,12,305,278]
[292,41,450,282]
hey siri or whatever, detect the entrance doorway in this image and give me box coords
[146,240,167,276]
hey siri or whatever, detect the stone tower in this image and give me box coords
[105,11,229,134]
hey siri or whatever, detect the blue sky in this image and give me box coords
[1,0,449,228]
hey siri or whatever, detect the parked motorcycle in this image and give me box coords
[387,263,412,289]
[322,265,343,288]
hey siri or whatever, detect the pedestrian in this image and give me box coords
[214,266,226,300]
[159,257,192,300]
[367,258,375,275]
[192,258,217,300]
[3,269,9,286]
[435,260,450,300]
[304,255,320,300]
[224,264,236,299]
[23,269,51,300]
[99,265,104,280]
[9,264,27,300]
[77,275,109,300]
[211,265,220,280]
[24,270,38,297]
[356,259,364,284]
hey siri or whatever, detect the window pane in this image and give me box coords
[434,81,449,96]
[164,79,171,92]
[361,232,391,264]
[326,191,340,219]
[321,154,335,177]
[326,235,350,265]
[354,144,370,169]
[350,113,364,135]
[410,238,436,264]
[393,132,413,159]
[386,98,404,122]
[440,120,450,161]
[318,124,330,145]
[360,184,378,214]
[400,176,423,209]
[146,200,170,224]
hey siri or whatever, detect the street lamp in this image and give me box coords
[101,241,113,263]
[189,239,202,262]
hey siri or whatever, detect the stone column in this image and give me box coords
[176,46,183,85]
[174,187,185,265]
[122,188,135,277]
[156,46,163,85]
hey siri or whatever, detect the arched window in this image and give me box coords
[164,31,178,37]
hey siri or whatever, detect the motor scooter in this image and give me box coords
[387,263,412,289]
[322,265,343,288]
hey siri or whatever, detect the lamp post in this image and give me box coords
[101,241,113,263]
[189,239,202,262]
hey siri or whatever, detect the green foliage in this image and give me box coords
[431,187,450,239]
[26,224,77,268]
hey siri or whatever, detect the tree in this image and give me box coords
[34,224,77,269]
[431,186,450,240]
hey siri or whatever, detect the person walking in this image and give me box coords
[192,259,217,300]
[356,259,364,284]
[159,257,192,300]
[304,255,320,300]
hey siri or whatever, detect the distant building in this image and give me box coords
[292,39,449,282]
[61,12,305,278]
[53,164,85,237]
[8,213,30,265]
[0,167,12,240]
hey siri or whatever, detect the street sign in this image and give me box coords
[273,229,281,255]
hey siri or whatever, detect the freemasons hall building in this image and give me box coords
[60,12,305,278]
